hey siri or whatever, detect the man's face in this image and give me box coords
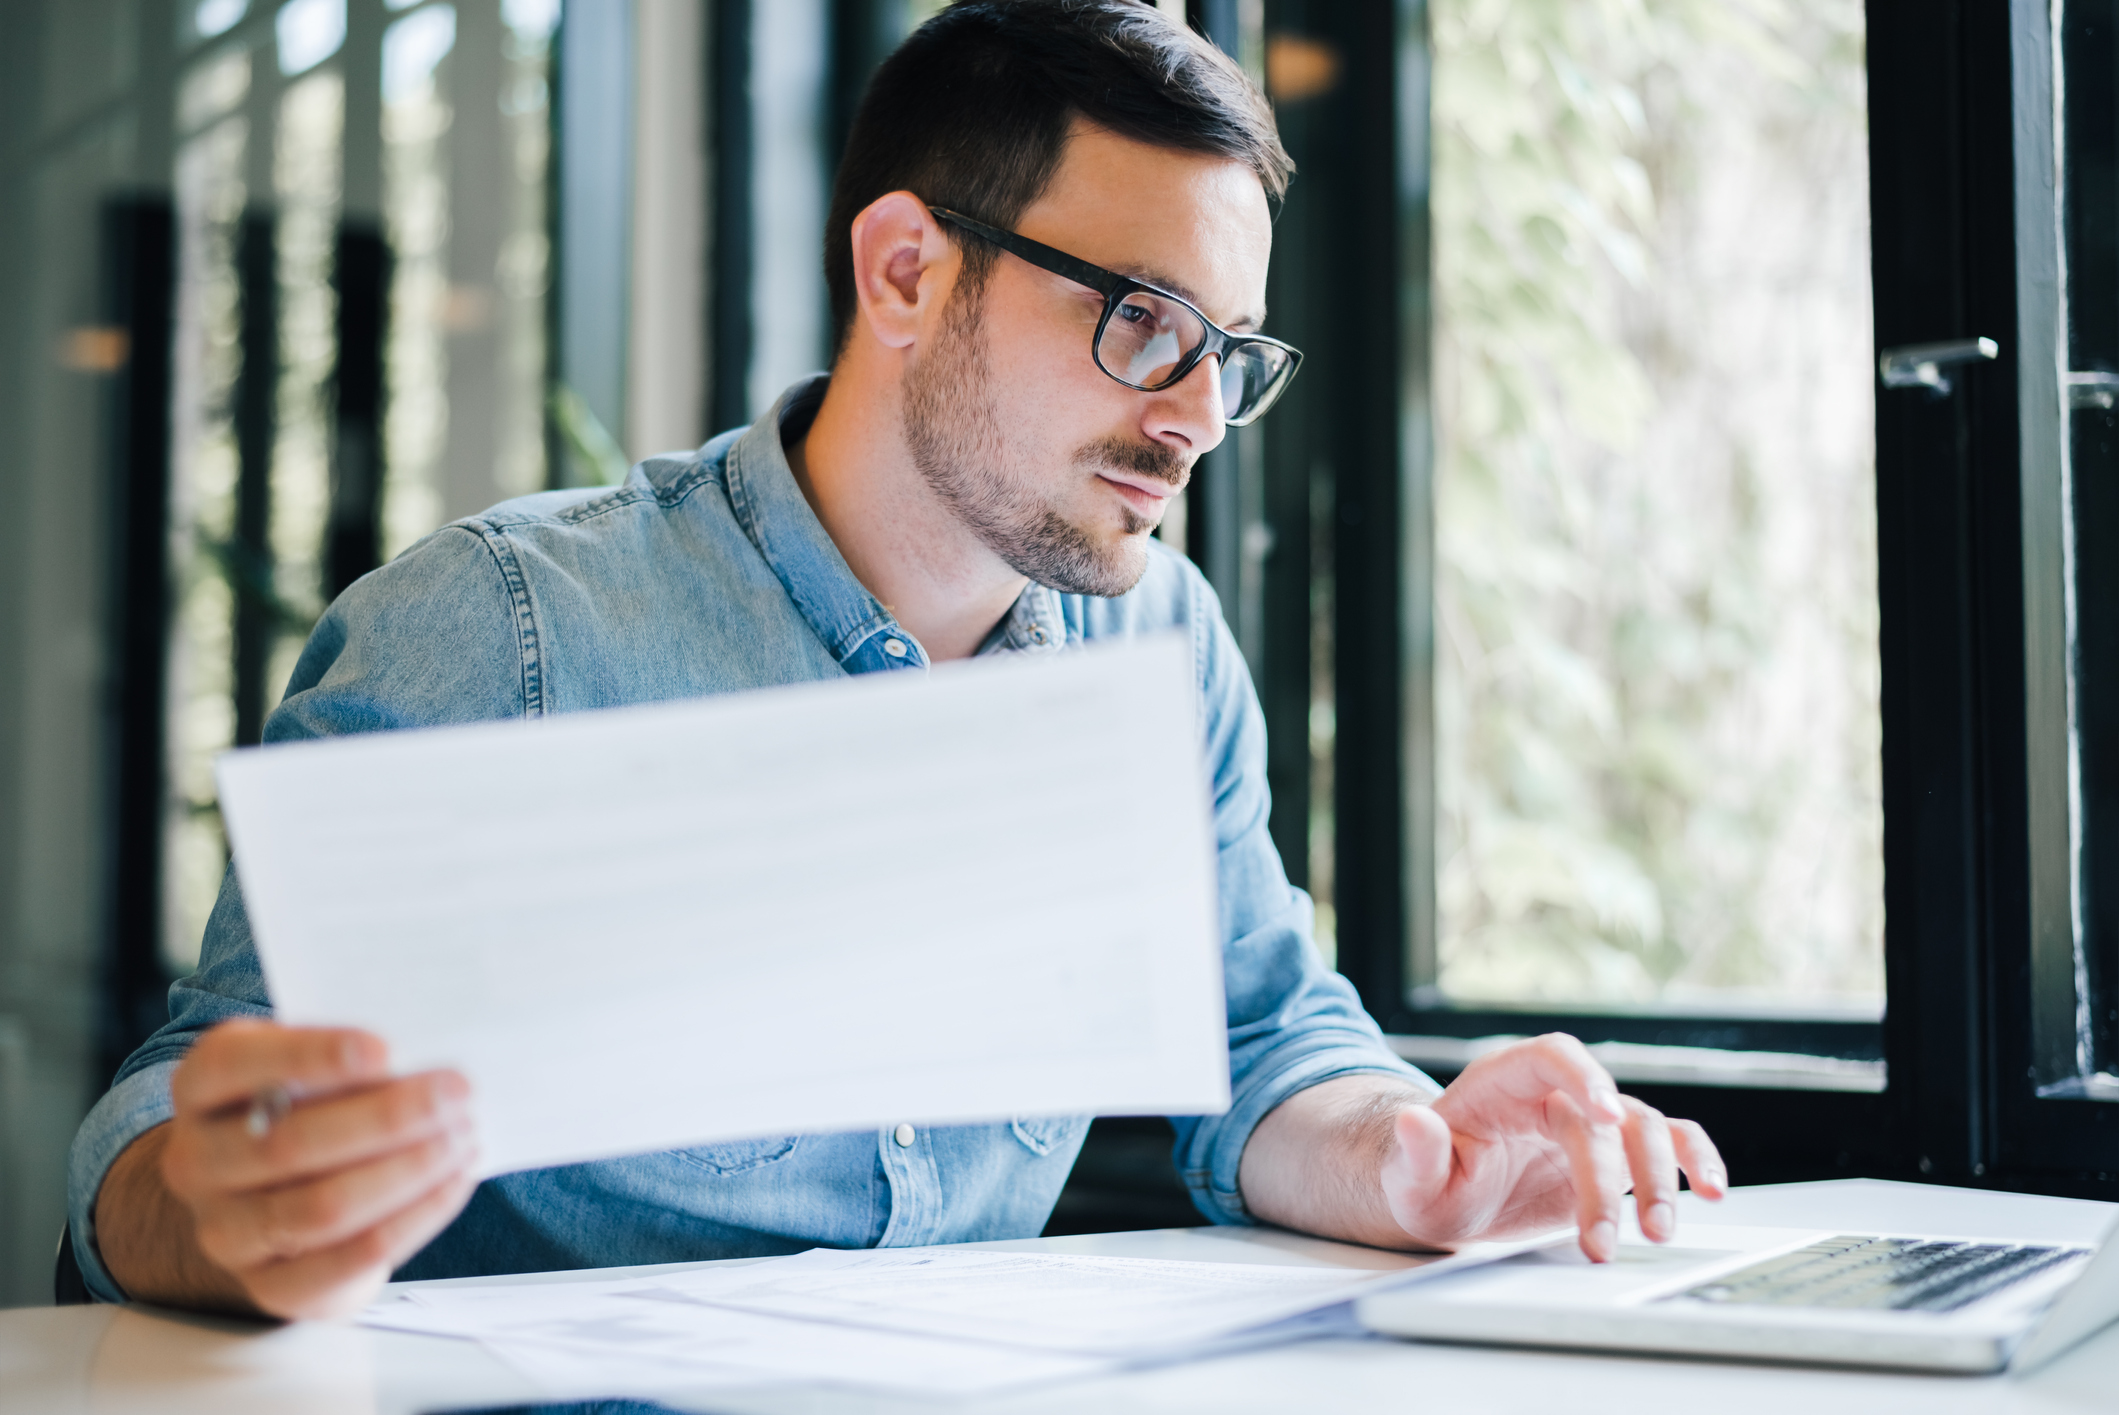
[902,122,1274,597]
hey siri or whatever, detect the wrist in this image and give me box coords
[1240,1075,1440,1249]
[96,1124,256,1313]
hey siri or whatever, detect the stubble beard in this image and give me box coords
[901,281,1189,599]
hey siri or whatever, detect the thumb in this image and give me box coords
[1379,1104,1454,1237]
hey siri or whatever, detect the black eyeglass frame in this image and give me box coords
[926,206,1303,427]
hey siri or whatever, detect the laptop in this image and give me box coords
[1355,1219,2119,1374]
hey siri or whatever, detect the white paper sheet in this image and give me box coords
[622,1245,1514,1355]
[366,1281,1112,1397]
[367,1239,1549,1384]
[217,636,1228,1177]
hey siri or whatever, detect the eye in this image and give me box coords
[1115,302,1152,326]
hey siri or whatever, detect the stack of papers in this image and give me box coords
[365,1242,1539,1402]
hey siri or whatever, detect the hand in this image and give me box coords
[112,1019,479,1319]
[1380,1033,1726,1262]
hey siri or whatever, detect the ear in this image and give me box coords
[847,192,957,352]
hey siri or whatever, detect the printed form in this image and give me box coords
[217,636,1229,1177]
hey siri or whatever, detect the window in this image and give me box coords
[157,0,558,978]
[1424,0,1882,1020]
[1259,0,1885,1098]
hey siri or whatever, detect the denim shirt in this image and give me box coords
[67,377,1431,1302]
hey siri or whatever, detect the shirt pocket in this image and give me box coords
[1009,1115,1086,1158]
[675,1135,801,1175]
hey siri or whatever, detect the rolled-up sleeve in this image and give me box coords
[1169,579,1438,1225]
[65,869,273,1300]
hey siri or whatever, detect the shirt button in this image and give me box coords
[893,1123,916,1148]
[883,638,908,659]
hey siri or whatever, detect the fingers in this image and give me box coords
[1618,1097,1680,1243]
[1465,1034,1625,1126]
[191,1126,478,1274]
[1671,1117,1728,1200]
[1547,1091,1628,1262]
[240,1169,481,1322]
[172,1071,471,1193]
[157,1018,482,1320]
[172,1019,390,1116]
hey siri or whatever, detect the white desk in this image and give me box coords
[5,1179,2118,1415]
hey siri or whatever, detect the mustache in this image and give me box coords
[1076,437,1191,490]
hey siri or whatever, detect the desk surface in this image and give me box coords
[6,1179,2118,1415]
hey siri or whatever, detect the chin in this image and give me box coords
[1030,531,1152,598]
[1077,532,1155,598]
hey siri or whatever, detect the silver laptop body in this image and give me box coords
[1355,1220,2119,1374]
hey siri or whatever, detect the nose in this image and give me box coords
[1143,354,1228,457]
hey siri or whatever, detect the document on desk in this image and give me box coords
[364,1254,1422,1399]
[366,1240,1547,1383]
[367,1279,1115,1398]
[637,1248,1405,1355]
[217,635,1229,1177]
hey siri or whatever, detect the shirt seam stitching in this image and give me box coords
[471,462,725,535]
[455,524,546,716]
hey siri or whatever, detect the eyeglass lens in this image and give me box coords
[1218,343,1292,425]
[1094,289,1291,424]
[1099,291,1204,388]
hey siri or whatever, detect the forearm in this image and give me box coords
[1237,1074,1432,1248]
[95,1123,257,1314]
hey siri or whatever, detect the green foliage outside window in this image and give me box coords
[1429,0,1883,1010]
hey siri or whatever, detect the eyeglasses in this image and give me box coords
[927,207,1303,427]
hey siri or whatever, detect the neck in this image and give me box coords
[786,359,1028,663]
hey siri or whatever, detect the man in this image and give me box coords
[71,0,1723,1321]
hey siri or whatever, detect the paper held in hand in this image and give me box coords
[216,635,1229,1177]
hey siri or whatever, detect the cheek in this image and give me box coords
[990,345,1146,464]
[971,281,1153,484]
[980,349,1115,469]
[980,283,1132,416]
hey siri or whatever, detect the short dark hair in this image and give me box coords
[824,0,1292,352]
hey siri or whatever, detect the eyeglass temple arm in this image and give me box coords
[926,207,1130,301]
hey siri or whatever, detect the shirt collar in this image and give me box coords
[723,376,1069,670]
[976,581,1067,658]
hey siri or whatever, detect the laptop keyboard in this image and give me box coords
[1675,1235,2084,1314]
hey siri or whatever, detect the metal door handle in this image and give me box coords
[1879,337,1999,397]
[2067,371,2119,410]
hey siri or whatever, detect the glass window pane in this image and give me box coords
[158,6,555,972]
[1427,0,1882,1014]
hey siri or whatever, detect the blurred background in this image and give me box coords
[0,0,1890,1303]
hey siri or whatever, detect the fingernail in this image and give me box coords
[1592,1087,1623,1121]
[1587,1220,1617,1260]
[1647,1201,1674,1238]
